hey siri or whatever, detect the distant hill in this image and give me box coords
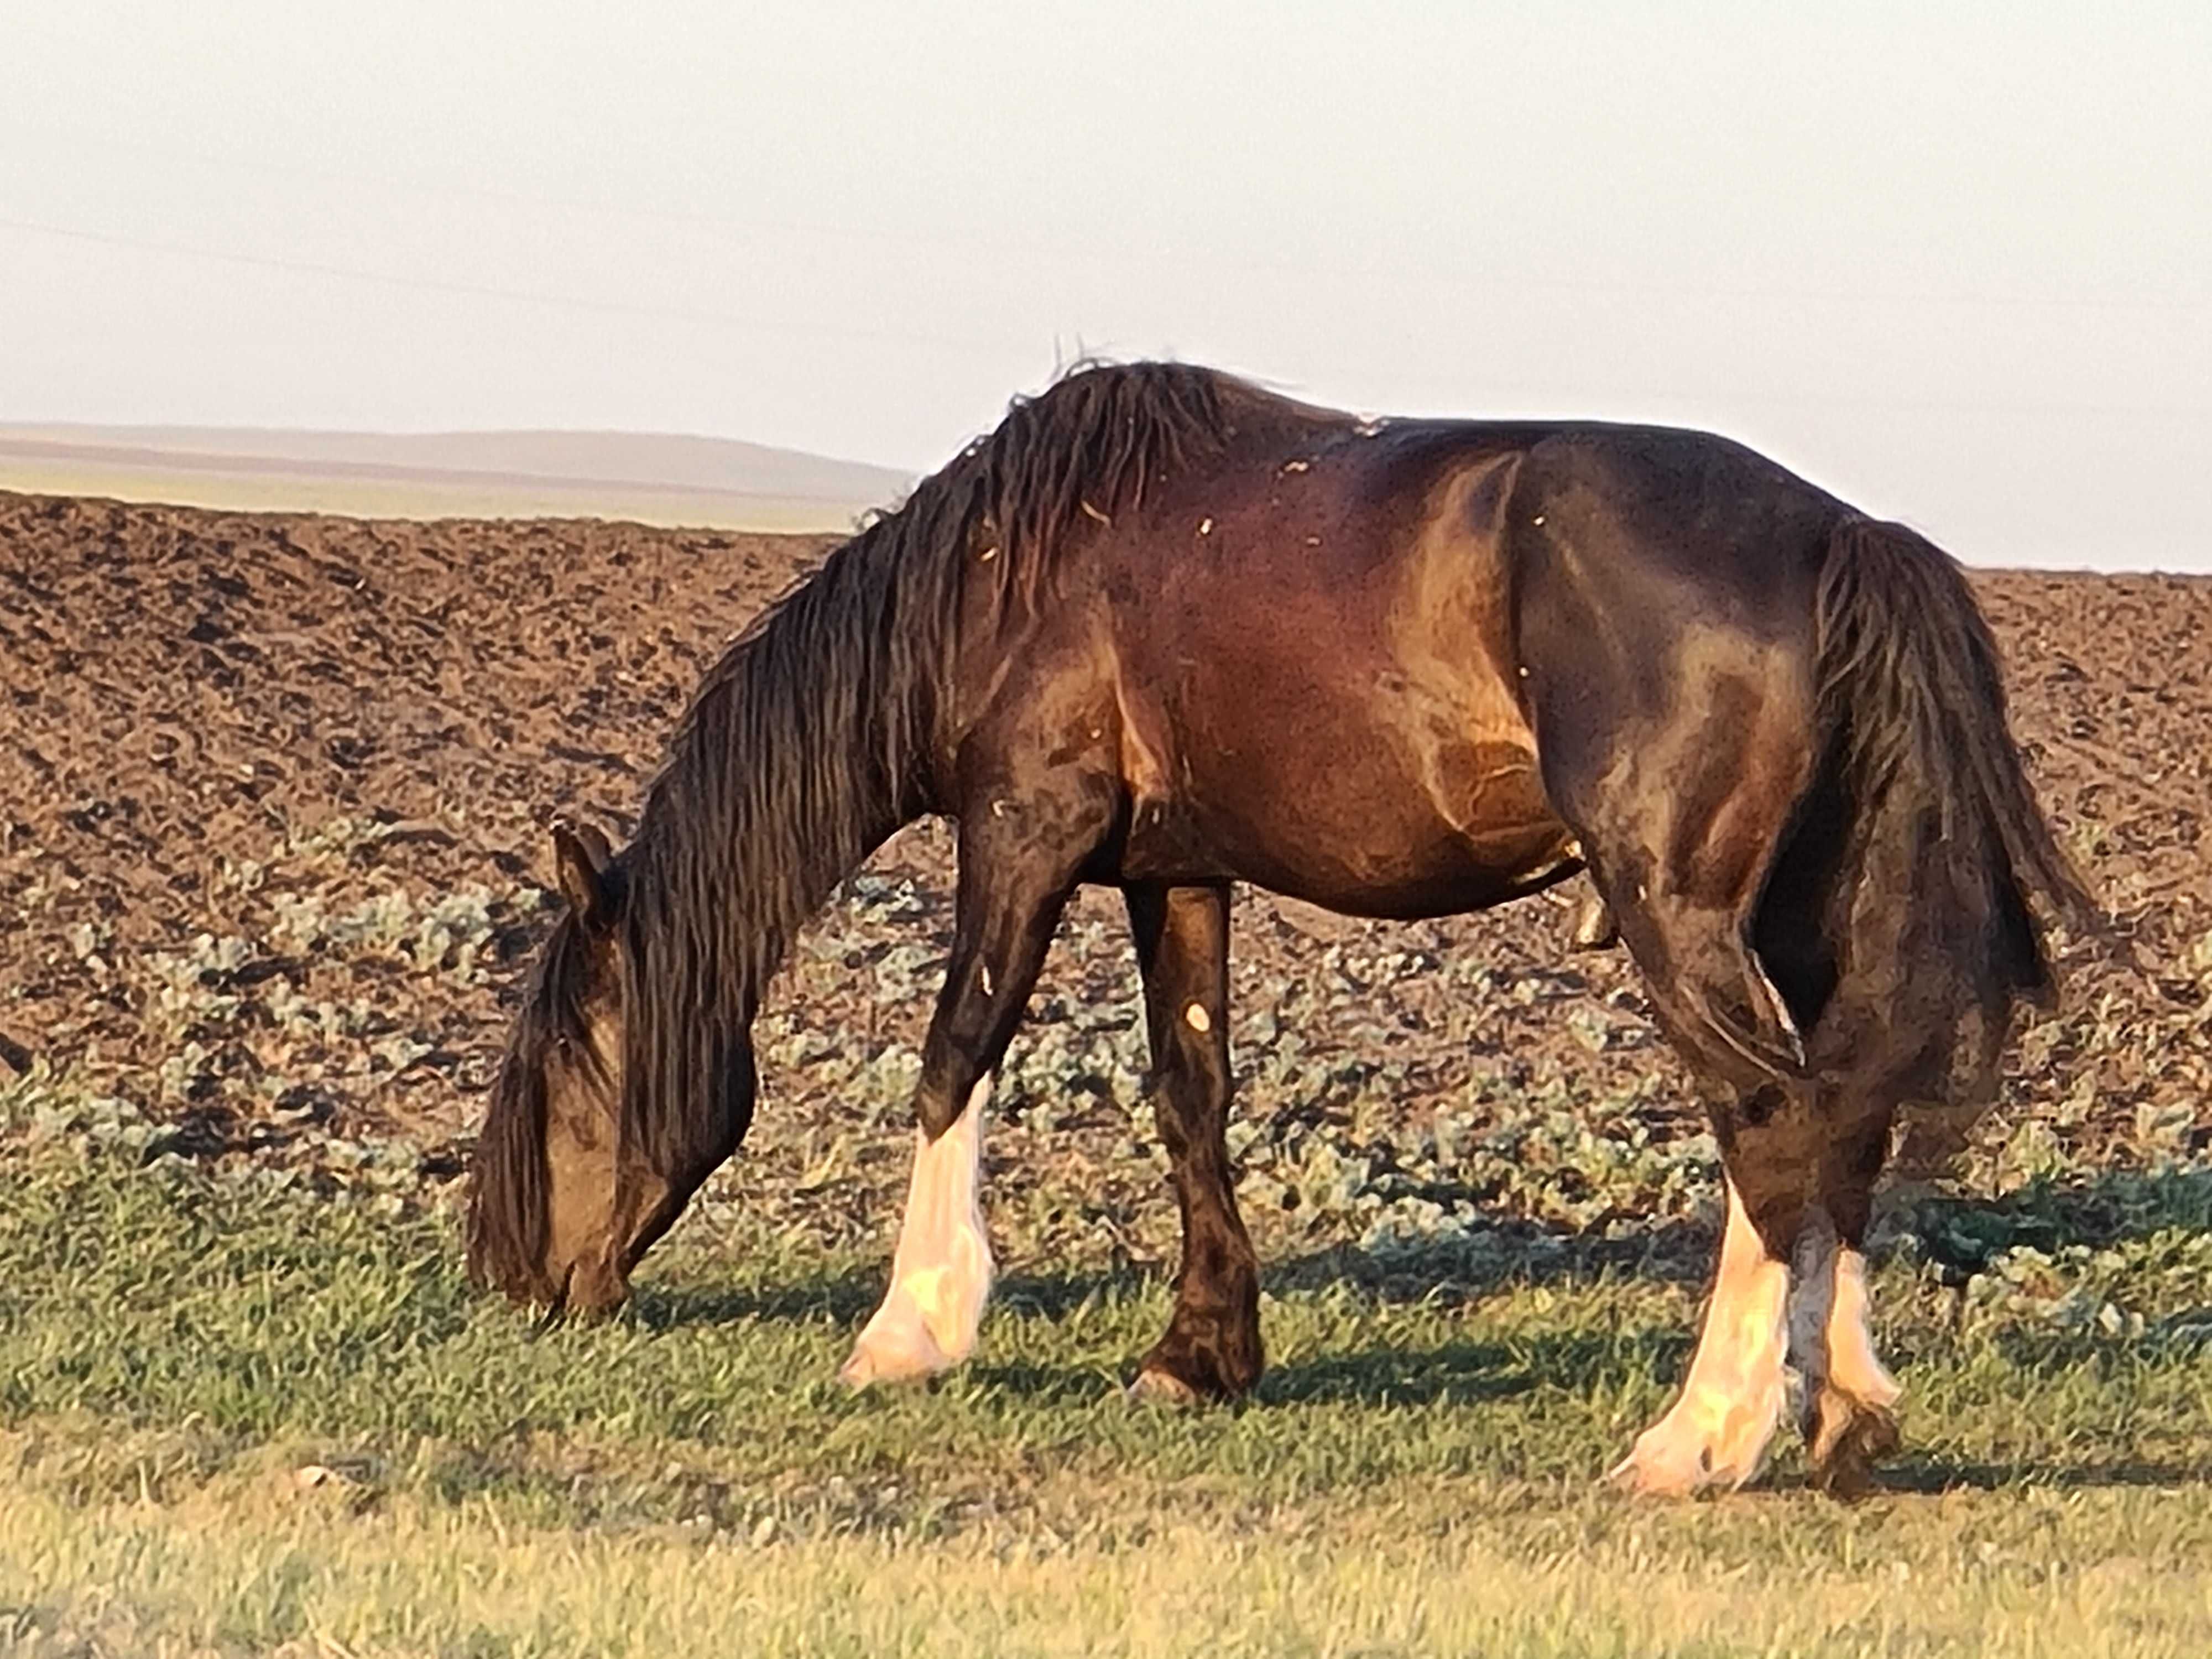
[0,423,915,531]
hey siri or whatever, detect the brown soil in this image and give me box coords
[3,489,2206,1267]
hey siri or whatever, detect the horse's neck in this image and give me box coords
[636,601,932,1020]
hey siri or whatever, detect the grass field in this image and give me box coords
[3,1135,2209,1657]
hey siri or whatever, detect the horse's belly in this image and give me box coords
[1121,709,1579,918]
[1103,463,1569,914]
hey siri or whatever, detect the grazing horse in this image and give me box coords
[466,361,2091,1498]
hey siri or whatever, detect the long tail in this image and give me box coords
[1813,516,2098,1021]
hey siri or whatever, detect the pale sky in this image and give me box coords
[5,2,2208,570]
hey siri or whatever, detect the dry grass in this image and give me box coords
[7,1469,2211,1657]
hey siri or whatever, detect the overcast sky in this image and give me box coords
[5,2,2206,569]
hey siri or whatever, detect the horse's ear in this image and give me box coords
[552,823,614,930]
[567,820,613,872]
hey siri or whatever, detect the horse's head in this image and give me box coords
[466,822,651,1320]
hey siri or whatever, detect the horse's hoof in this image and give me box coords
[1604,1405,1777,1499]
[1604,1449,1726,1500]
[1808,1400,1901,1503]
[1124,1366,1202,1407]
[1603,1448,1700,1499]
[837,1334,943,1390]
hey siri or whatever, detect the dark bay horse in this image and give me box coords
[467,361,2091,1498]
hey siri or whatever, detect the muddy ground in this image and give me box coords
[2,489,2206,1278]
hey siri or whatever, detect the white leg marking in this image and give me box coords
[1609,1180,1789,1495]
[1824,1246,1900,1412]
[1785,1206,1841,1430]
[838,1078,995,1387]
[1800,1239,1904,1494]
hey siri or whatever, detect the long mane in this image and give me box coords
[617,359,1245,1177]
[465,899,604,1291]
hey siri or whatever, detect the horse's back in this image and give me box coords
[1510,425,1841,628]
[985,403,1851,920]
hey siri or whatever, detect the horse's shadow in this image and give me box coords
[1255,1327,1662,1408]
[630,1272,880,1331]
[1871,1455,2205,1495]
[1262,1219,1716,1307]
[620,1166,2211,1491]
[630,1254,1688,1411]
[1880,1164,2212,1285]
[634,1163,2212,1335]
[950,1327,1669,1411]
[631,1260,1168,1333]
[631,1228,1701,1342]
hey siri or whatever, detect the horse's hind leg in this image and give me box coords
[1535,684,1832,1492]
[840,776,1113,1387]
[1609,1094,1901,1497]
[1122,881,1262,1402]
[1588,787,1913,1496]
[1609,1174,1792,1494]
[1592,863,1861,1495]
[1794,1193,1904,1501]
[1740,801,1964,1496]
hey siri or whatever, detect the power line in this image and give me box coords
[0,213,1000,356]
[6,116,2208,317]
[4,214,2206,426]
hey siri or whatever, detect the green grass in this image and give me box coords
[3,1145,2210,1656]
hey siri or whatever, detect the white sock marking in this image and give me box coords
[1610,1180,1789,1494]
[838,1077,995,1387]
[1793,1233,1903,1482]
[1824,1245,1901,1410]
[1785,1206,1841,1426]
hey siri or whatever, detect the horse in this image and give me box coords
[465,360,2092,1499]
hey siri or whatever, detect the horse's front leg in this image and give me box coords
[839,789,1105,1387]
[1123,881,1262,1402]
